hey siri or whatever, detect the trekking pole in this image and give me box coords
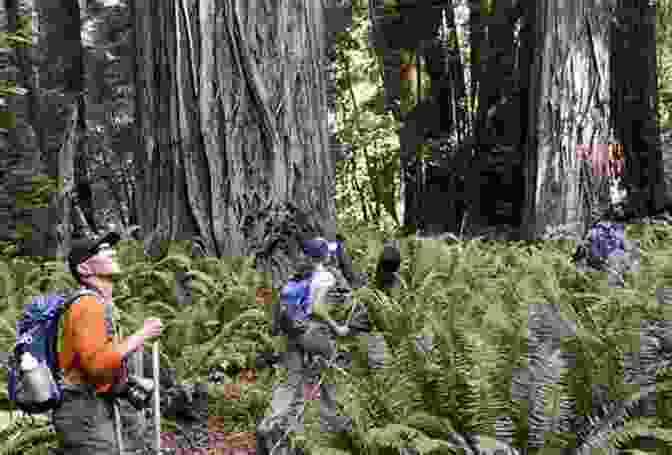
[114,399,125,455]
[115,327,126,455]
[153,341,161,454]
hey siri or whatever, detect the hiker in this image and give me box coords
[330,234,359,288]
[256,234,364,369]
[256,237,354,455]
[51,231,163,454]
[572,221,640,288]
[374,239,402,293]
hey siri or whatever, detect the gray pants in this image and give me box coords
[256,330,352,455]
[51,384,119,455]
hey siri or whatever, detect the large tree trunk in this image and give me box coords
[131,0,337,286]
[612,0,665,217]
[42,0,87,257]
[475,0,517,145]
[420,3,469,235]
[521,0,615,240]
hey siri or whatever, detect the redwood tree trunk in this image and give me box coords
[521,0,615,240]
[131,0,337,286]
[48,0,87,257]
[612,0,665,217]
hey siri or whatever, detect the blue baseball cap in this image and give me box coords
[302,237,330,259]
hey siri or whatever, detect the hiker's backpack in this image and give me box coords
[6,288,98,414]
[272,271,339,358]
[588,222,626,264]
[273,274,315,337]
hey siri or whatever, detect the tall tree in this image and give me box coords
[38,0,88,256]
[520,0,618,240]
[130,0,340,285]
[419,3,469,234]
[612,0,665,217]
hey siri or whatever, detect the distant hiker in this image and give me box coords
[257,237,354,455]
[51,231,163,454]
[374,239,402,293]
[572,221,640,287]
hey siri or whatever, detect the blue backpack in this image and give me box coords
[6,288,98,414]
[589,222,626,262]
[272,274,315,337]
[270,241,344,337]
[277,273,341,357]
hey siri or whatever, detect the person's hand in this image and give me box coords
[334,325,349,337]
[124,318,163,356]
[139,318,163,340]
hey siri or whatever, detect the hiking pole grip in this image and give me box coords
[153,341,161,454]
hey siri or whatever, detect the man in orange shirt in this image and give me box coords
[51,231,163,454]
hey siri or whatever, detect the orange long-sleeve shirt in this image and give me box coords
[57,295,123,393]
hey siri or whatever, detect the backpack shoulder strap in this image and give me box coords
[55,288,100,356]
[59,288,100,325]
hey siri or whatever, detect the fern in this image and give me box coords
[577,380,672,452]
[610,417,672,450]
[365,423,465,455]
[0,417,55,455]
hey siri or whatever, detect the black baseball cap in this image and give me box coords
[68,231,121,282]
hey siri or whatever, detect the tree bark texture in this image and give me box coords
[44,0,86,258]
[131,0,337,286]
[611,0,665,216]
[521,0,616,240]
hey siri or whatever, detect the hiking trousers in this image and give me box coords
[256,331,352,455]
[51,383,119,455]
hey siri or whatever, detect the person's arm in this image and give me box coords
[324,317,350,337]
[311,283,350,337]
[70,297,144,383]
[336,240,358,286]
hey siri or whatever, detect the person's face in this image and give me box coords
[78,242,121,279]
[95,243,121,275]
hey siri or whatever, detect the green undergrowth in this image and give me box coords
[0,223,671,454]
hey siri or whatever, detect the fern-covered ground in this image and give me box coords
[1,221,672,454]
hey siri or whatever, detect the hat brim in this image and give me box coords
[94,231,122,249]
[302,238,329,258]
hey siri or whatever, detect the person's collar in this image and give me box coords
[78,282,113,303]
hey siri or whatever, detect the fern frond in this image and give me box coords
[0,419,55,455]
[609,417,672,449]
[578,380,672,452]
[365,423,469,455]
[154,252,192,271]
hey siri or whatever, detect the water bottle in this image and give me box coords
[20,352,54,403]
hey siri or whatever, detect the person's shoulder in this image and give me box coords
[312,269,336,285]
[314,268,335,279]
[70,292,103,315]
